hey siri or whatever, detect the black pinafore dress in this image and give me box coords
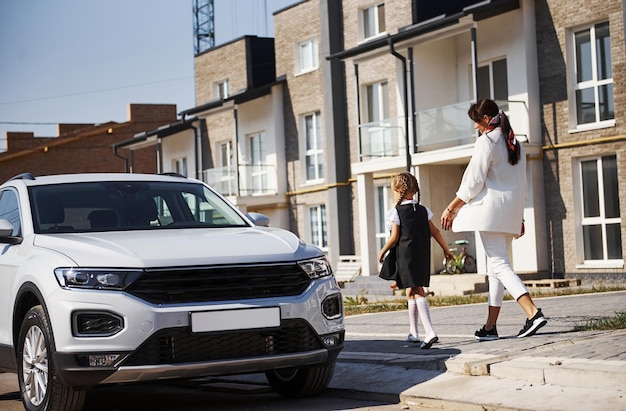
[396,203,431,288]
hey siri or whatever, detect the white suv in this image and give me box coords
[0,173,344,411]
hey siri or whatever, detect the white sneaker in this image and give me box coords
[405,334,420,343]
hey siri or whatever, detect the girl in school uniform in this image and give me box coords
[378,171,453,349]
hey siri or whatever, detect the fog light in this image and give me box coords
[321,332,343,347]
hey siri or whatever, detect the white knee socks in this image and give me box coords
[416,296,436,339]
[408,299,419,338]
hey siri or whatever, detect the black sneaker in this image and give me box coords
[517,308,547,338]
[474,325,498,341]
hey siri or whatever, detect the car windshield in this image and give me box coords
[29,180,250,233]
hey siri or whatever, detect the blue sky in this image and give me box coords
[0,0,295,151]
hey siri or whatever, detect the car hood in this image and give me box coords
[33,227,317,267]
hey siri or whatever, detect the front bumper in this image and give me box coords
[49,277,344,387]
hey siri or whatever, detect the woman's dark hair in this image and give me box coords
[468,99,520,165]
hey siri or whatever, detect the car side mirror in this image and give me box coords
[0,219,21,244]
[246,212,270,227]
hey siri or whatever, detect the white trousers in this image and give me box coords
[479,232,529,306]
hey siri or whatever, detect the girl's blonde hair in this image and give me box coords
[391,171,420,207]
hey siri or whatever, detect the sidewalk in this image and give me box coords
[331,290,626,410]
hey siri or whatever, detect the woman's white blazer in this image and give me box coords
[452,127,527,235]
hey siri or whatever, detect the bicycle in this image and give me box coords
[443,239,477,274]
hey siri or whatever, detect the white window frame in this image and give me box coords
[476,58,509,107]
[296,38,319,75]
[214,79,230,100]
[307,204,328,250]
[219,141,233,169]
[302,111,324,183]
[360,3,386,42]
[248,132,268,194]
[574,155,623,268]
[567,21,615,132]
[363,81,395,158]
[375,183,393,251]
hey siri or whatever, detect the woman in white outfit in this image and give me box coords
[440,99,547,340]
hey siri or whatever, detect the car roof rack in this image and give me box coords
[5,173,35,183]
[159,172,187,178]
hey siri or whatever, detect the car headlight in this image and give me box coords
[54,268,143,290]
[298,257,332,279]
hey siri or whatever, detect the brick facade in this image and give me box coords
[536,0,626,276]
[275,0,327,237]
[0,104,178,183]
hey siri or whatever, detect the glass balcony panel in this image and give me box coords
[357,100,530,161]
[203,164,277,197]
[203,166,238,196]
[358,117,405,161]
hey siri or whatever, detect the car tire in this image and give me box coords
[17,305,86,411]
[265,360,336,398]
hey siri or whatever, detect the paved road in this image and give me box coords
[1,290,624,410]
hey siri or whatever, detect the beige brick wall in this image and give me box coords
[537,0,626,274]
[275,1,329,237]
[194,39,249,105]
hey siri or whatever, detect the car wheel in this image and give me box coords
[265,360,336,398]
[17,305,86,411]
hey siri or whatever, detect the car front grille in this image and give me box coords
[125,263,311,304]
[122,319,323,366]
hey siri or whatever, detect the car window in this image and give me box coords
[0,189,21,236]
[29,180,250,233]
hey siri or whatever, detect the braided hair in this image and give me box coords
[391,171,420,207]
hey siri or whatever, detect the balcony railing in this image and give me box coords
[358,100,529,161]
[203,164,278,197]
[358,117,406,161]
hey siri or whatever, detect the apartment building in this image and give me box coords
[329,0,548,277]
[116,0,624,282]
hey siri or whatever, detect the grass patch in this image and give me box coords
[573,311,626,331]
[343,285,626,317]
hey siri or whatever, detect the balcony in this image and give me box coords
[357,100,529,162]
[203,164,278,197]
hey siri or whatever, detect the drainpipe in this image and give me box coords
[113,145,129,173]
[234,107,241,197]
[408,47,417,154]
[471,26,478,102]
[388,37,411,171]
[354,63,361,161]
[192,122,200,180]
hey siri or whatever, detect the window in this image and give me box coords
[578,155,621,263]
[477,58,509,107]
[362,3,385,40]
[0,189,20,236]
[219,141,233,168]
[297,38,318,74]
[303,112,323,182]
[308,205,327,249]
[572,22,614,126]
[363,81,395,158]
[248,132,268,193]
[216,140,236,195]
[174,158,188,177]
[366,81,389,124]
[215,80,230,99]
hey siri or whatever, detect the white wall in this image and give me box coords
[161,129,197,178]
